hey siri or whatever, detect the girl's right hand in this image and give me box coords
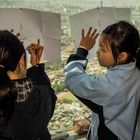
[79,27,99,51]
[27,39,44,66]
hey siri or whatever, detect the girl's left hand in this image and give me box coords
[10,29,24,44]
[27,39,44,66]
[79,27,99,51]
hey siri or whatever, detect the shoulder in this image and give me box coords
[16,85,56,106]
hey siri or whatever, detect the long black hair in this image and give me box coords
[0,30,26,127]
[102,21,140,69]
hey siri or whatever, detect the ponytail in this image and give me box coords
[0,30,25,128]
[0,67,17,127]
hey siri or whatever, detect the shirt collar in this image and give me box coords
[13,78,32,103]
[108,61,136,72]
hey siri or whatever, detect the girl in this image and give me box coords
[0,30,57,140]
[64,21,140,140]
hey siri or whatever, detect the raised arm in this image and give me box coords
[26,40,51,85]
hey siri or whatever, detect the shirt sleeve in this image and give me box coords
[26,63,51,86]
[64,48,115,106]
[27,63,57,121]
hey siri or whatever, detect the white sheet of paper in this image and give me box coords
[69,7,131,59]
[0,8,61,64]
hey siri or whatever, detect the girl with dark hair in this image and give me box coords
[64,21,140,140]
[0,30,57,140]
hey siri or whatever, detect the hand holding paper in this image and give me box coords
[79,27,99,51]
[9,29,24,44]
[0,8,61,62]
[27,39,44,66]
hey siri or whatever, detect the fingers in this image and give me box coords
[16,32,20,37]
[86,27,92,38]
[84,27,99,41]
[84,27,98,39]
[27,41,44,59]
[10,29,14,33]
[29,43,38,50]
[93,33,99,40]
[37,45,43,60]
[9,29,20,37]
[30,42,43,65]
[82,29,85,38]
[90,29,97,38]
[79,27,99,51]
[38,47,44,60]
[26,45,35,55]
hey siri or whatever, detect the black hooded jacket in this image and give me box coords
[0,64,57,140]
